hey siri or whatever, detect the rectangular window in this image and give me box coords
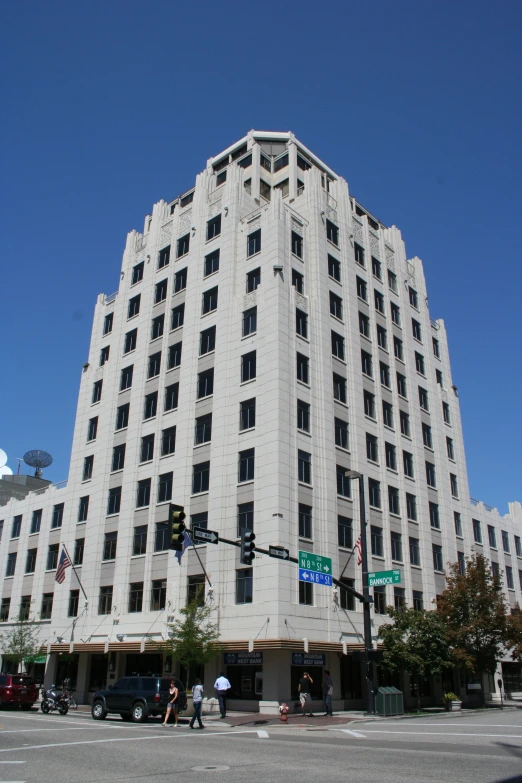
[47,543,59,570]
[488,525,497,548]
[25,548,37,574]
[103,312,113,335]
[100,345,110,366]
[73,538,84,566]
[502,530,510,554]
[406,493,417,521]
[426,461,436,488]
[107,486,121,515]
[296,309,308,338]
[394,336,404,360]
[237,502,254,538]
[30,509,42,534]
[202,286,218,314]
[373,586,386,614]
[432,544,443,572]
[369,479,381,509]
[151,314,165,340]
[299,581,313,606]
[124,329,137,354]
[115,402,129,430]
[158,244,170,269]
[422,423,433,448]
[6,552,17,577]
[128,295,141,319]
[247,229,261,257]
[298,450,311,484]
[78,495,89,522]
[132,261,144,284]
[177,233,190,258]
[361,350,373,377]
[364,390,376,418]
[394,587,406,610]
[171,303,185,330]
[140,434,155,463]
[380,362,390,387]
[335,418,349,449]
[400,410,410,437]
[383,401,394,428]
[260,179,271,201]
[204,249,220,277]
[292,268,304,293]
[409,287,418,308]
[112,444,125,472]
[374,289,384,313]
[415,352,425,375]
[241,351,256,382]
[450,473,459,498]
[299,504,312,539]
[193,461,210,494]
[454,512,463,537]
[377,325,387,350]
[337,465,351,497]
[98,586,113,615]
[331,331,344,360]
[491,561,500,578]
[195,414,212,445]
[419,387,429,411]
[371,525,384,557]
[327,220,339,246]
[165,383,179,411]
[340,578,355,611]
[366,433,378,462]
[158,472,173,503]
[359,312,370,338]
[144,392,158,419]
[92,379,103,403]
[412,318,422,342]
[409,537,420,566]
[388,270,398,292]
[154,523,168,552]
[242,306,257,336]
[161,426,176,456]
[197,368,214,398]
[240,398,256,430]
[0,597,10,621]
[514,535,521,557]
[333,372,346,403]
[103,531,118,561]
[274,152,289,172]
[136,478,151,508]
[473,519,482,544]
[148,351,161,379]
[391,302,401,326]
[129,582,144,613]
[151,580,167,611]
[412,590,423,610]
[506,566,514,590]
[338,516,353,549]
[385,442,397,470]
[297,399,310,432]
[436,369,444,387]
[168,342,182,370]
[206,214,221,241]
[133,525,147,556]
[354,242,364,265]
[328,255,340,282]
[174,267,187,293]
[51,503,64,529]
[11,514,22,538]
[403,451,414,478]
[389,486,400,516]
[397,373,407,398]
[41,593,53,620]
[292,231,303,258]
[200,326,216,355]
[372,256,382,279]
[429,502,440,529]
[356,276,367,301]
[330,292,343,319]
[119,365,133,392]
[68,589,79,618]
[236,569,253,604]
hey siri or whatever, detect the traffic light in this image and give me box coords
[169,504,186,551]
[240,531,256,565]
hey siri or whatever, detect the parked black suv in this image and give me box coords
[91,676,187,722]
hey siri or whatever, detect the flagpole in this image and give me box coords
[62,544,88,602]
[339,540,358,582]
[187,534,213,588]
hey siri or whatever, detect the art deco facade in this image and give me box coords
[1,131,521,709]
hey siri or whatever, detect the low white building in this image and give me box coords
[1,130,521,711]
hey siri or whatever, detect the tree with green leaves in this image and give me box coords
[378,606,453,711]
[437,552,509,697]
[165,592,221,689]
[0,618,41,672]
[506,605,522,663]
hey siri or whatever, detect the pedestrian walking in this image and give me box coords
[298,672,313,717]
[162,680,179,726]
[214,672,231,719]
[323,670,334,716]
[190,678,205,729]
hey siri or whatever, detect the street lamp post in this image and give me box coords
[345,470,375,715]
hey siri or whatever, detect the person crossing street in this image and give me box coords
[214,672,231,719]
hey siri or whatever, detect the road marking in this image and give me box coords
[338,729,367,738]
[256,730,269,739]
[360,729,522,740]
[0,727,120,735]
[369,722,522,729]
[0,762,27,764]
[0,714,124,729]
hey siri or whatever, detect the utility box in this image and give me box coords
[375,686,404,716]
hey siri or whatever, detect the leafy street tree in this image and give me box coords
[378,606,453,711]
[506,605,522,662]
[0,618,41,671]
[165,592,221,689]
[437,552,509,693]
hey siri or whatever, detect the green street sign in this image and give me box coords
[368,569,402,587]
[299,550,332,576]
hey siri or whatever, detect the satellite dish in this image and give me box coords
[23,450,53,479]
[0,449,13,478]
[0,449,7,467]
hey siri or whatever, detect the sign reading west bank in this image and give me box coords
[368,569,402,587]
[224,652,263,666]
[292,653,326,666]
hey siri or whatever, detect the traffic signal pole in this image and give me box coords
[354,474,376,715]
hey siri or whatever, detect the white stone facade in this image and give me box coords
[1,131,521,709]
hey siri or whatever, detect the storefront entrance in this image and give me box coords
[224,652,263,700]
[125,653,163,676]
[290,666,323,700]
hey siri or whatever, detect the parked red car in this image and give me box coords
[0,674,38,709]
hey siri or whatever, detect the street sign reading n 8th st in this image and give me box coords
[298,551,332,576]
[368,569,401,587]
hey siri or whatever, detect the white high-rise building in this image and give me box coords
[1,131,521,710]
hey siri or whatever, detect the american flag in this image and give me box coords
[354,536,363,566]
[55,547,72,584]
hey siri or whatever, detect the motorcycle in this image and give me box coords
[40,685,69,715]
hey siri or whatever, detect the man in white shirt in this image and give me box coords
[214,672,231,718]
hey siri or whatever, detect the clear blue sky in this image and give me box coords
[1,0,520,513]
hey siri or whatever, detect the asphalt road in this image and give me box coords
[0,707,521,783]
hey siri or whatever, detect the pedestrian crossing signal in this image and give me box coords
[240,531,256,565]
[169,504,186,551]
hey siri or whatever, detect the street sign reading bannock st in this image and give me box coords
[368,569,401,587]
[192,526,219,544]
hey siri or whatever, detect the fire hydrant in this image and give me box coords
[279,702,289,723]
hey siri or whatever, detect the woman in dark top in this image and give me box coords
[162,681,179,726]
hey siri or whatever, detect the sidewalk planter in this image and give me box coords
[449,700,462,711]
[443,692,461,712]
